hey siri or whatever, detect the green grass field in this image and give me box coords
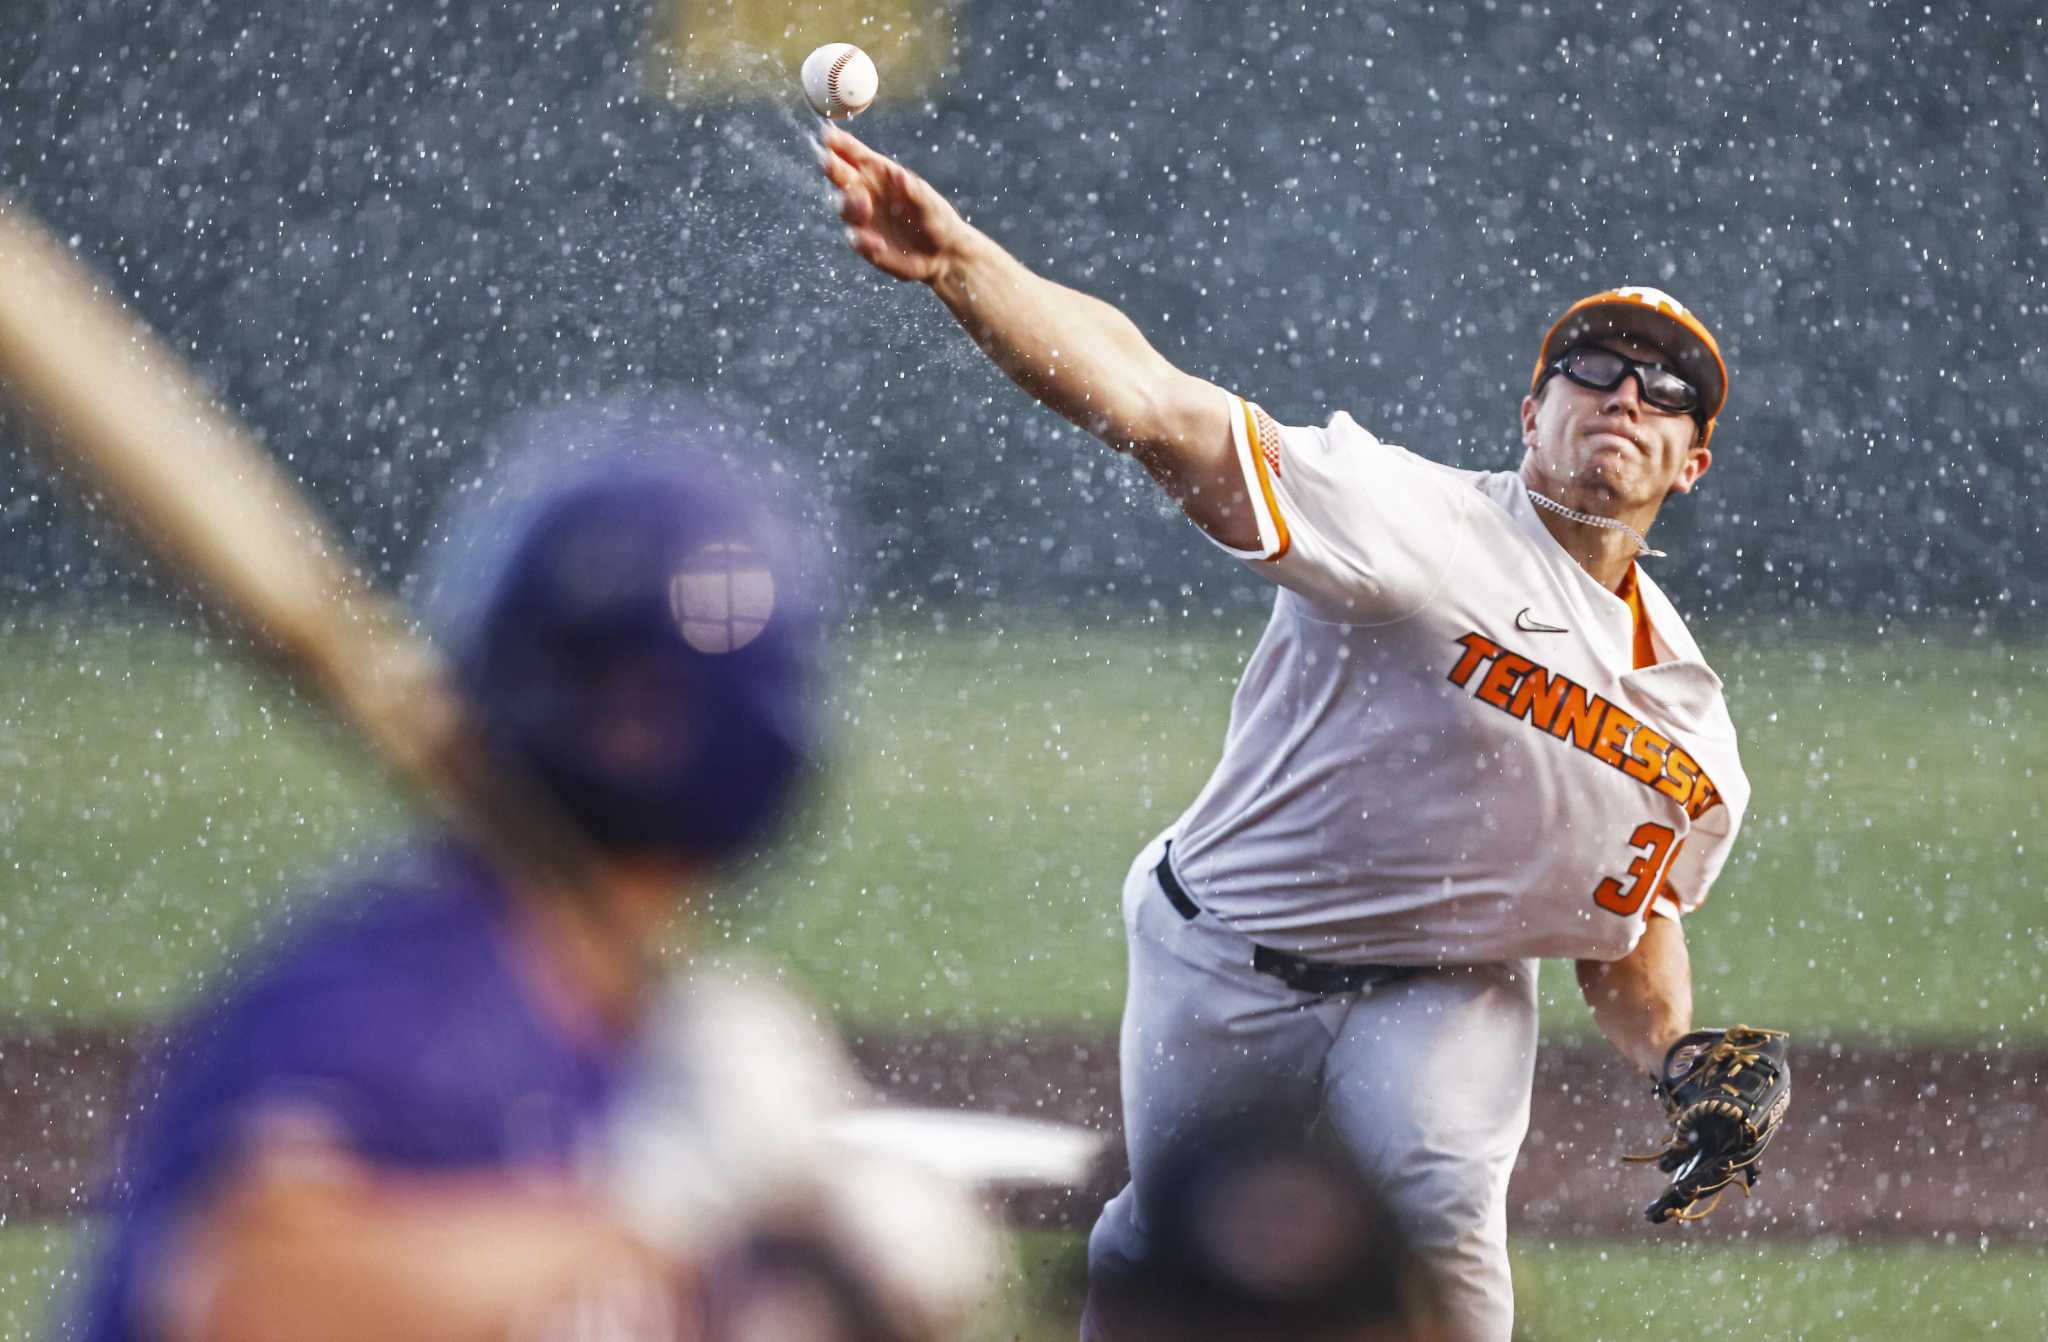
[12,1220,2041,1340]
[0,1223,72,1341]
[1,615,2041,1040]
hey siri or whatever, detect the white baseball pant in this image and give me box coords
[1083,832,1539,1342]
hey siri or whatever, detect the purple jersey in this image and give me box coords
[68,840,630,1342]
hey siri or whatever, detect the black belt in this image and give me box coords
[1154,845,1417,996]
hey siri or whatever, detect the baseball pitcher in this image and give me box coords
[818,127,1791,1342]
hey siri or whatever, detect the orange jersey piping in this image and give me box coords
[1234,397,1291,562]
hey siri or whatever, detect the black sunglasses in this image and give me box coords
[1541,345,1702,417]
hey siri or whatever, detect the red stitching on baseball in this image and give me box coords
[828,48,856,107]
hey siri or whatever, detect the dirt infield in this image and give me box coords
[4,1025,2042,1240]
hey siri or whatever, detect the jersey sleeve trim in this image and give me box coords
[1225,392,1290,562]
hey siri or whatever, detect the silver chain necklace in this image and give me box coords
[1523,485,1667,559]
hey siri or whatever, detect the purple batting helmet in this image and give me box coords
[438,399,823,860]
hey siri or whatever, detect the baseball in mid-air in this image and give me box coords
[800,43,878,120]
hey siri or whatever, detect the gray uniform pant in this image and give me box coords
[1084,833,1539,1342]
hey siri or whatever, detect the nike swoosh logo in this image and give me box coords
[1514,608,1569,634]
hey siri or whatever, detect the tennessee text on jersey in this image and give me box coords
[1446,631,1725,820]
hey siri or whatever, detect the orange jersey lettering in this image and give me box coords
[1507,664,1573,730]
[1448,632,1722,817]
[1549,682,1606,751]
[1476,653,1534,710]
[1448,632,1502,688]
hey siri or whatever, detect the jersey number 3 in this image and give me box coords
[1593,822,1682,918]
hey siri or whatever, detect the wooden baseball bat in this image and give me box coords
[0,198,636,1005]
[0,202,452,785]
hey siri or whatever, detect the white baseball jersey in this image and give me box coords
[1166,394,1750,966]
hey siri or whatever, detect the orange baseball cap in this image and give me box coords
[1533,287,1729,446]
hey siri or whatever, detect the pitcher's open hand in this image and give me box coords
[817,126,969,285]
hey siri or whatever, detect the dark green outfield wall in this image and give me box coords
[3,0,2042,626]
